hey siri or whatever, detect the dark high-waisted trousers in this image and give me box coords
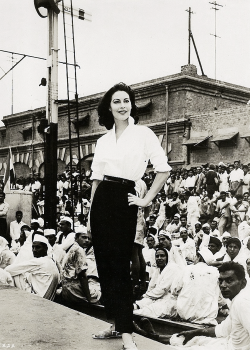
[90,180,138,333]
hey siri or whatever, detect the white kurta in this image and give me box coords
[5,256,59,298]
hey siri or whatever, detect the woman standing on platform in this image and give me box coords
[89,82,171,350]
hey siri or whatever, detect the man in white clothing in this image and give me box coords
[229,161,244,196]
[137,262,250,350]
[10,211,27,248]
[173,261,250,350]
[44,229,65,266]
[56,216,75,252]
[5,235,60,300]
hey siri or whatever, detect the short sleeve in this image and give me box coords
[144,128,171,173]
[215,315,232,338]
[74,247,88,275]
[90,139,105,181]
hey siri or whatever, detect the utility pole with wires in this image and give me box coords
[185,7,205,76]
[33,0,91,229]
[210,1,223,80]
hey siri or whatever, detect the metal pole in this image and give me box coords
[165,85,169,155]
[190,32,205,76]
[11,53,13,114]
[44,9,59,230]
[188,8,191,64]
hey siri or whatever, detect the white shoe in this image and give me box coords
[122,341,138,350]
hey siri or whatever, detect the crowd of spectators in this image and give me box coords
[1,160,250,332]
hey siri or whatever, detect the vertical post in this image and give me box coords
[44,8,58,229]
[188,7,191,64]
[11,53,14,115]
[165,85,169,155]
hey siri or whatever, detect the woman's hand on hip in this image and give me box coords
[128,193,147,207]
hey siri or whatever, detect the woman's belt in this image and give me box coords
[103,175,135,187]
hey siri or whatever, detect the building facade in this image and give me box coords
[1,64,250,178]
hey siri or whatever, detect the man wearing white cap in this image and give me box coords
[172,227,196,264]
[5,234,60,300]
[56,216,75,252]
[166,214,181,240]
[44,229,65,266]
[158,230,186,267]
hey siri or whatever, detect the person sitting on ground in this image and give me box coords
[0,237,16,269]
[210,218,220,237]
[11,224,31,255]
[158,230,186,267]
[60,230,100,304]
[44,229,65,266]
[146,214,158,233]
[56,216,75,252]
[193,221,203,247]
[222,237,247,271]
[82,230,101,305]
[166,214,181,240]
[198,223,211,250]
[219,231,231,257]
[167,192,180,219]
[5,234,59,300]
[175,248,220,325]
[10,211,27,249]
[172,227,196,264]
[14,223,44,263]
[142,232,156,280]
[208,235,223,259]
[133,247,182,318]
[135,261,250,350]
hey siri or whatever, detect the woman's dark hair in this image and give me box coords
[155,246,169,260]
[98,82,138,130]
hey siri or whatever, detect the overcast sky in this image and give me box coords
[0,0,249,123]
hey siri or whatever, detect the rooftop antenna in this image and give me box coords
[185,7,205,76]
[209,1,223,80]
[11,53,13,114]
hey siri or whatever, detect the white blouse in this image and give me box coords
[91,117,171,182]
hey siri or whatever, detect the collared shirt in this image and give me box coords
[10,220,27,240]
[215,285,250,349]
[0,201,9,219]
[91,117,171,182]
[61,242,88,280]
[229,168,244,182]
[185,175,196,188]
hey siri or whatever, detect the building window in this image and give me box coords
[23,127,32,141]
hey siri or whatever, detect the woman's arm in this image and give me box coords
[90,180,101,204]
[128,172,169,207]
[87,180,101,232]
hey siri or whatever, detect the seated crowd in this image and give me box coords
[1,160,250,332]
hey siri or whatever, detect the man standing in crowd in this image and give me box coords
[204,164,218,199]
[229,160,244,196]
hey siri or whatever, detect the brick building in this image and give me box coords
[1,64,250,178]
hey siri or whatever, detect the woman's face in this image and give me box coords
[109,90,131,122]
[155,249,167,269]
[227,243,240,260]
